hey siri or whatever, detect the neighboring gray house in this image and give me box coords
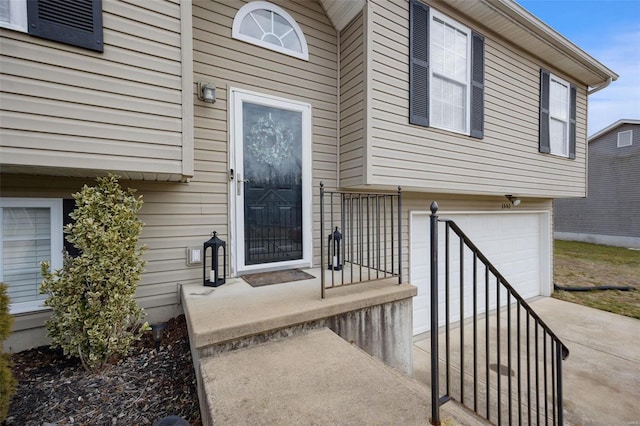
[555,119,640,248]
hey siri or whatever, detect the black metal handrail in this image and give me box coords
[319,182,402,298]
[429,202,569,425]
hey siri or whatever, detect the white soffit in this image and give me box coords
[319,0,366,32]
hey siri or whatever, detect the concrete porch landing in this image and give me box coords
[182,267,415,353]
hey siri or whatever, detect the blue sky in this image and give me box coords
[517,0,640,135]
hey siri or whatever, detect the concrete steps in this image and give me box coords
[200,328,488,425]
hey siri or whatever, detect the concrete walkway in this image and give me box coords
[412,298,640,425]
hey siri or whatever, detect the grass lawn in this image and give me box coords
[553,240,640,319]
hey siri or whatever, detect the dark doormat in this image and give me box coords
[242,269,315,288]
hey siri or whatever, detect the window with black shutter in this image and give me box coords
[409,0,484,139]
[539,69,576,158]
[27,0,103,52]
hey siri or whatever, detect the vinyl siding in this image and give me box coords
[555,123,640,238]
[339,11,365,187]
[192,0,338,270]
[361,0,588,198]
[3,0,337,342]
[0,0,186,181]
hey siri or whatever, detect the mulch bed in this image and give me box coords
[4,315,201,425]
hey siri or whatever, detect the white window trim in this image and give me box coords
[232,1,309,61]
[548,73,571,157]
[229,87,313,275]
[617,130,633,148]
[0,198,63,314]
[0,0,27,32]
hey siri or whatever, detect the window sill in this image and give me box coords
[547,151,571,159]
[429,124,471,138]
[0,21,27,33]
[10,301,51,315]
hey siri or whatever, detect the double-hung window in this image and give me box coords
[0,198,63,313]
[409,0,485,138]
[539,70,577,158]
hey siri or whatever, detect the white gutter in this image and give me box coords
[587,77,612,96]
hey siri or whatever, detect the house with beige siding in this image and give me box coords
[1,0,616,352]
[555,119,640,248]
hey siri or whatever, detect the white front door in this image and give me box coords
[230,88,312,274]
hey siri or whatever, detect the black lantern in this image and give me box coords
[203,231,226,287]
[327,226,342,271]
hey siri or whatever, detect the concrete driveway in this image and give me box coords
[531,298,640,425]
[413,297,640,425]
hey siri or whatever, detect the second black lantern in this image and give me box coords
[327,226,342,271]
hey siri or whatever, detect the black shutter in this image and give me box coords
[27,0,103,52]
[539,69,551,153]
[470,31,485,139]
[568,84,577,159]
[409,0,429,127]
[63,198,80,257]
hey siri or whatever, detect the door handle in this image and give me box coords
[236,173,250,196]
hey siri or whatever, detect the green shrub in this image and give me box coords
[0,283,17,420]
[40,175,149,371]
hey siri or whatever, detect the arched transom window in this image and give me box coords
[232,1,309,61]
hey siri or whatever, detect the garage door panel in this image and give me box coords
[411,212,546,335]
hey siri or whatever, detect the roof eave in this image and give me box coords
[589,119,640,142]
[318,0,618,88]
[478,0,618,87]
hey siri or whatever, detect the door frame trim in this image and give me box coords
[228,87,313,276]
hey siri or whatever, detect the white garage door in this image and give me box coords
[410,212,549,336]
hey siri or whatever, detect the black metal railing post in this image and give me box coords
[429,201,440,426]
[320,182,325,299]
[397,187,402,284]
[556,343,564,425]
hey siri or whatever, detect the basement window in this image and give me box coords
[0,198,63,314]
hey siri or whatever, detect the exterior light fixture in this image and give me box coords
[197,81,216,103]
[505,195,521,206]
[203,231,226,287]
[150,323,166,350]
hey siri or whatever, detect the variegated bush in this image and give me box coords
[41,175,149,371]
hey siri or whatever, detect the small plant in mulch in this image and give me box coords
[40,174,149,371]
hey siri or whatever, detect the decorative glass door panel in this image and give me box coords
[231,89,311,272]
[243,103,302,265]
